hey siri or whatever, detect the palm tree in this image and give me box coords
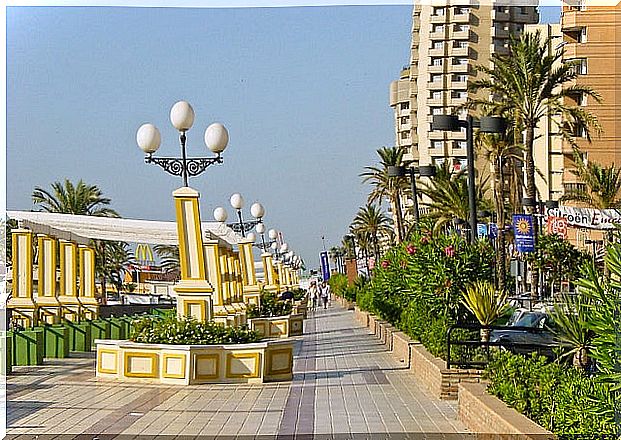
[561,152,621,210]
[476,126,524,291]
[32,179,121,301]
[153,244,181,274]
[417,162,491,233]
[462,281,510,342]
[32,179,119,217]
[467,30,601,297]
[350,204,392,262]
[360,147,411,243]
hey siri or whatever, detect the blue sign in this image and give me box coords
[320,251,331,281]
[477,223,488,239]
[489,223,499,239]
[513,214,535,253]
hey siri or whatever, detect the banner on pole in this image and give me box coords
[489,223,498,239]
[477,223,488,239]
[546,216,568,239]
[513,214,535,253]
[320,251,330,281]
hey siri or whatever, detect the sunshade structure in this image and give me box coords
[6,211,240,246]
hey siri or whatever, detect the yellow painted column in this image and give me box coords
[203,240,224,306]
[78,245,99,319]
[58,240,82,321]
[35,234,60,324]
[7,229,38,327]
[261,252,279,293]
[173,187,213,322]
[219,249,231,305]
[239,239,260,305]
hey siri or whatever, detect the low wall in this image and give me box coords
[458,382,556,438]
[391,331,417,367]
[95,339,294,385]
[249,314,304,339]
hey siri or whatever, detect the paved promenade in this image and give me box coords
[6,305,471,438]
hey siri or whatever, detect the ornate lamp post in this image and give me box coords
[214,195,265,238]
[136,101,228,186]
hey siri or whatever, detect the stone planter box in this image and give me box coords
[95,339,294,385]
[409,344,482,400]
[249,314,304,339]
[458,382,555,438]
[353,307,369,327]
[392,331,418,368]
[292,301,308,318]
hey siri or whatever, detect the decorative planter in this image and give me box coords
[41,325,70,358]
[13,328,44,366]
[107,317,127,340]
[67,321,92,352]
[248,314,304,339]
[95,338,294,385]
[90,319,111,348]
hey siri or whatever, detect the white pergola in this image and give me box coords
[6,211,241,247]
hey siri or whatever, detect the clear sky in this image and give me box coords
[6,4,560,269]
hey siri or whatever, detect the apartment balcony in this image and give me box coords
[449,45,470,57]
[449,95,468,106]
[450,28,472,40]
[561,10,582,31]
[429,30,447,40]
[451,11,471,23]
[390,79,410,107]
[429,47,446,57]
[429,131,446,140]
[427,96,444,106]
[450,79,468,90]
[513,9,539,24]
[449,63,471,74]
[428,63,445,74]
[491,9,510,21]
[491,27,510,39]
[428,81,445,91]
[399,122,413,132]
[491,43,510,56]
[430,14,447,23]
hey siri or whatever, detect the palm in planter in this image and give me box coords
[550,292,594,371]
[462,281,510,342]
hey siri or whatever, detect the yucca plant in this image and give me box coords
[462,281,510,341]
[550,292,595,371]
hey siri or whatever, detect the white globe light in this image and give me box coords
[271,242,278,250]
[247,232,256,242]
[256,223,266,234]
[230,193,244,210]
[170,101,195,131]
[204,123,229,154]
[268,229,278,240]
[214,207,228,223]
[136,123,161,154]
[250,202,265,219]
[281,243,289,253]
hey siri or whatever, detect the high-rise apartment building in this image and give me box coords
[390,4,539,171]
[560,3,621,192]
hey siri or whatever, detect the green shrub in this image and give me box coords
[246,289,293,318]
[485,351,616,438]
[130,315,259,345]
[328,273,348,297]
[291,288,307,301]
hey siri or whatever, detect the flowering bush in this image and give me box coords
[130,315,259,345]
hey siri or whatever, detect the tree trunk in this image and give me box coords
[524,125,539,301]
[392,192,404,243]
[480,328,491,343]
[493,159,507,292]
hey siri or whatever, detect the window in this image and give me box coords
[432,91,443,100]
[580,94,588,106]
[430,73,443,82]
[454,41,468,49]
[520,6,528,14]
[432,107,444,115]
[451,91,467,99]
[432,141,444,149]
[433,24,445,33]
[433,6,445,16]
[400,116,409,124]
[400,102,410,110]
[432,58,443,66]
[454,141,467,149]
[453,58,468,65]
[433,41,444,50]
[579,27,587,43]
[454,6,469,15]
[454,24,469,32]
[567,58,587,75]
[453,74,468,83]
[401,131,410,140]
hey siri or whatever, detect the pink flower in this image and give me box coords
[406,245,417,255]
[381,260,390,269]
[444,245,456,257]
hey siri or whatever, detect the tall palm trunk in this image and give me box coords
[391,192,404,243]
[524,125,539,300]
[492,160,507,291]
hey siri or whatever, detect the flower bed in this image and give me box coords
[95,338,294,384]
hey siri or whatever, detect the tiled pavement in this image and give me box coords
[6,305,471,438]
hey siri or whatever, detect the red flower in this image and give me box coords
[406,245,417,255]
[444,245,456,257]
[381,260,390,269]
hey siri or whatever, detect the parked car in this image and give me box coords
[490,311,559,358]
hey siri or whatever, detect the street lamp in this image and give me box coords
[432,114,506,243]
[387,164,437,227]
[214,195,265,238]
[136,101,229,187]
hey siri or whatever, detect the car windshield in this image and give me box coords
[513,313,543,328]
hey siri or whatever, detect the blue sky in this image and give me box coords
[6,5,560,268]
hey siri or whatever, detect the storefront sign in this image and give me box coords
[546,206,621,230]
[546,216,568,238]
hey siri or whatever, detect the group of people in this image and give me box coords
[308,280,331,310]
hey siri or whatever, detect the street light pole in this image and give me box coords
[466,115,477,243]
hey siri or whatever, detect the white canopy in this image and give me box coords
[6,211,240,247]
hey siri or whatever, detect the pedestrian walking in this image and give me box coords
[320,281,331,309]
[308,280,319,311]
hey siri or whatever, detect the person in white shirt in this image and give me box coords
[308,281,319,310]
[320,281,331,309]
